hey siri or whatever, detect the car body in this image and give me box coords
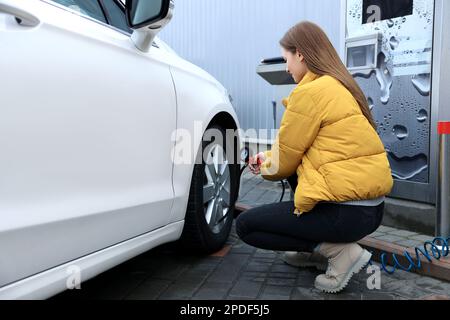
[0,0,241,299]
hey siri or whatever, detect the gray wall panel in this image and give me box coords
[160,0,343,133]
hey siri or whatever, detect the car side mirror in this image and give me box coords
[125,0,173,52]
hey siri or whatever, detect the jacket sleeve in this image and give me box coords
[261,91,321,181]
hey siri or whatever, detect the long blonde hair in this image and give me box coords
[280,21,377,130]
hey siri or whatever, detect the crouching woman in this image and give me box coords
[236,21,394,294]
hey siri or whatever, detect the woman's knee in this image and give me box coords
[236,202,295,240]
[235,213,250,239]
[235,206,264,239]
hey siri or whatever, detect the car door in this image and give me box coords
[0,0,176,288]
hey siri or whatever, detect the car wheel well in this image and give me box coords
[207,112,238,131]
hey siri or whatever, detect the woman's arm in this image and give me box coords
[260,91,321,181]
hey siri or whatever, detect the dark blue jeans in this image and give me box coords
[236,175,384,252]
[236,201,384,252]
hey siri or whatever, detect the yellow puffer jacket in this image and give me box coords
[261,70,394,215]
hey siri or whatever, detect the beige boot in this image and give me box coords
[282,251,328,271]
[314,243,372,294]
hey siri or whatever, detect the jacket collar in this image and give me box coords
[283,71,321,108]
[298,70,321,87]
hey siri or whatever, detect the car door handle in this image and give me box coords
[0,0,40,27]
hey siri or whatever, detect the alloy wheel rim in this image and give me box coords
[203,144,231,234]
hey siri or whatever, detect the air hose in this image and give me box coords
[374,236,450,274]
[240,160,287,203]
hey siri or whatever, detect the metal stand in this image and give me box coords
[436,122,450,240]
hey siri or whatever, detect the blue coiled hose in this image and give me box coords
[374,237,450,274]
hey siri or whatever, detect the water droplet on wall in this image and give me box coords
[389,36,399,50]
[368,97,374,111]
[373,52,393,105]
[417,109,428,122]
[412,74,431,96]
[393,125,408,140]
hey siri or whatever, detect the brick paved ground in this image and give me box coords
[54,222,450,300]
[54,169,450,300]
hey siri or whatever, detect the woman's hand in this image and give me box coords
[248,152,266,175]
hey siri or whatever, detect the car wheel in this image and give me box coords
[179,125,239,254]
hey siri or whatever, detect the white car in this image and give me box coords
[0,0,242,299]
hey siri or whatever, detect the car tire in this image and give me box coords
[179,125,239,254]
